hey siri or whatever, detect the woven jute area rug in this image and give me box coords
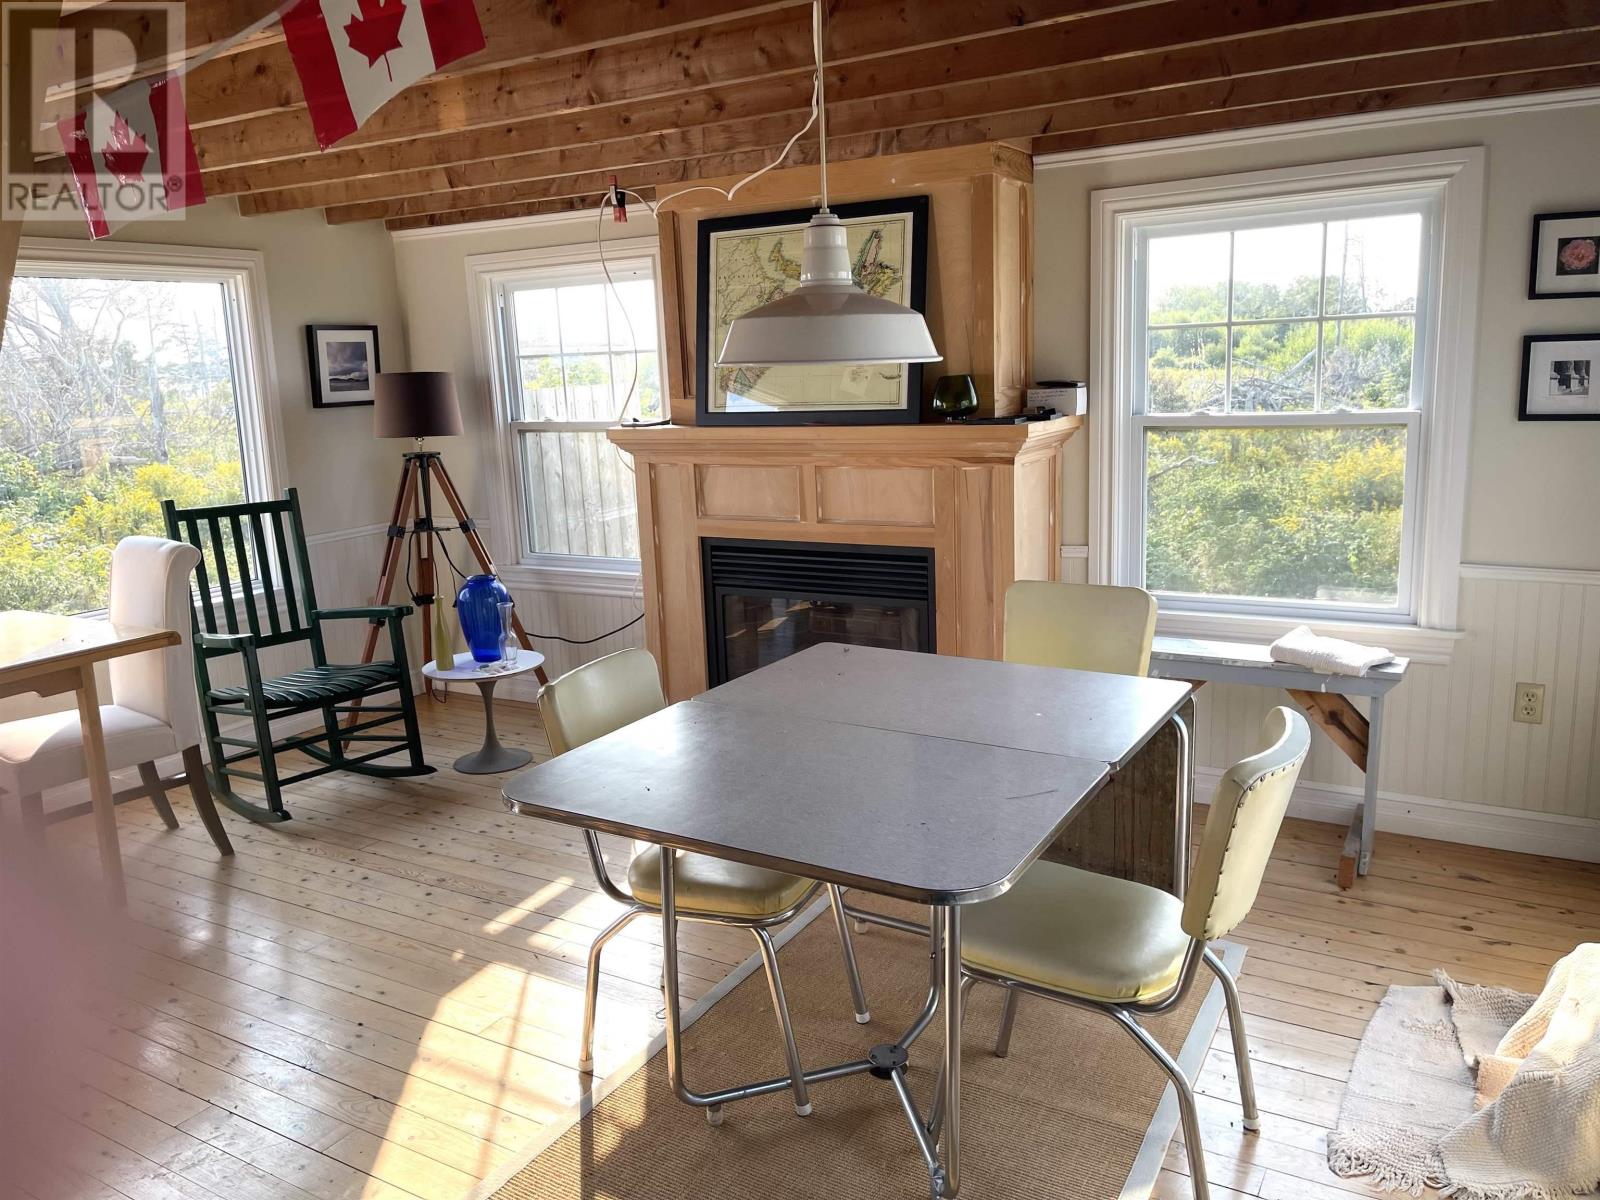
[485,898,1236,1200]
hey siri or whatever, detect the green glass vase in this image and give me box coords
[931,374,979,421]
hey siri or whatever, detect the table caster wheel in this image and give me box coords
[705,1105,724,1127]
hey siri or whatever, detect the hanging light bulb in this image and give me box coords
[715,2,940,368]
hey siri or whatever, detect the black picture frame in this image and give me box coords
[1518,332,1600,421]
[306,323,381,408]
[694,195,931,426]
[1527,210,1600,300]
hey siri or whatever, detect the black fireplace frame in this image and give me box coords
[701,536,936,687]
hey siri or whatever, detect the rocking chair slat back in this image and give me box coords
[163,493,321,656]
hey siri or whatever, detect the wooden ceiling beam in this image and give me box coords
[181,0,799,126]
[187,0,1190,168]
[326,134,890,223]
[233,1,1592,215]
[1032,62,1600,155]
[395,62,1600,233]
[45,0,784,109]
[202,0,1472,182]
[322,29,1600,223]
[878,29,1600,152]
[385,191,657,232]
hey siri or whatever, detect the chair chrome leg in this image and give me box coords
[752,926,812,1116]
[994,988,1020,1059]
[580,906,645,1073]
[828,884,872,1023]
[1203,947,1259,1131]
[1111,1008,1208,1200]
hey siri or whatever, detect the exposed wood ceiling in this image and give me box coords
[45,0,1600,230]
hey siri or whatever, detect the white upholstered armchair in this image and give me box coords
[0,536,233,854]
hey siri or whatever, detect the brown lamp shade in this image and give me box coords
[374,371,464,439]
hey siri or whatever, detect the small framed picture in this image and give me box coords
[1519,333,1600,421]
[1528,211,1600,299]
[306,324,381,407]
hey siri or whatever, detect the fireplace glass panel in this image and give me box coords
[720,595,924,682]
[702,538,935,685]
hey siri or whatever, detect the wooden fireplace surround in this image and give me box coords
[607,418,1081,702]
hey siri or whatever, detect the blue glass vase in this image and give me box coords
[457,574,512,664]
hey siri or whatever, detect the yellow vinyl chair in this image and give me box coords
[958,708,1311,1200]
[1003,579,1159,676]
[984,579,1161,1031]
[538,647,871,1117]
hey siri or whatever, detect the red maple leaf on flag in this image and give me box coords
[345,0,408,81]
[100,111,148,184]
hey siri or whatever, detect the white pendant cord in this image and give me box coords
[594,0,829,423]
[814,0,829,212]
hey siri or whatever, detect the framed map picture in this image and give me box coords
[695,195,930,425]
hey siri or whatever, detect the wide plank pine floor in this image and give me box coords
[18,695,1600,1200]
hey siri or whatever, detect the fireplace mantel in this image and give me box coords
[609,417,1082,700]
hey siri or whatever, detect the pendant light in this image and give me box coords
[715,2,940,368]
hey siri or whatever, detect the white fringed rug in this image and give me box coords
[1329,978,1599,1200]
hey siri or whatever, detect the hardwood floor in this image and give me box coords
[15,695,1599,1200]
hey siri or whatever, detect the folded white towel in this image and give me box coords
[1269,624,1395,676]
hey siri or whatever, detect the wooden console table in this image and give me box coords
[1150,635,1408,889]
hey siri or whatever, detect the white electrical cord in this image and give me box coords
[596,0,827,424]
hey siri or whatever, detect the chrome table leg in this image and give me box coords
[936,904,963,1198]
[1172,709,1193,899]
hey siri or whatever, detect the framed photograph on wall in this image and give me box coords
[1527,211,1600,299]
[1519,333,1600,421]
[695,195,930,426]
[306,324,381,407]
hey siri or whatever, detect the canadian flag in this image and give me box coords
[281,0,485,150]
[56,74,205,240]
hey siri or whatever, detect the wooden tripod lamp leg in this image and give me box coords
[348,457,421,732]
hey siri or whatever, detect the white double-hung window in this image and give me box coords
[472,238,663,581]
[1089,150,1484,650]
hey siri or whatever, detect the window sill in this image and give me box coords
[498,561,642,598]
[1155,607,1462,665]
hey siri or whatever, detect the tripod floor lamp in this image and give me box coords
[362,371,550,694]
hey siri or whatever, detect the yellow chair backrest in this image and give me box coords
[1181,707,1311,942]
[537,647,666,755]
[1003,580,1158,676]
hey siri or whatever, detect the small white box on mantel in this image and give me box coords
[1025,381,1087,415]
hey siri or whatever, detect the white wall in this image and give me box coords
[1035,99,1600,843]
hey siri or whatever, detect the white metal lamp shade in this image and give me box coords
[716,212,941,367]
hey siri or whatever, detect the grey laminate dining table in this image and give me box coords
[503,644,1192,1199]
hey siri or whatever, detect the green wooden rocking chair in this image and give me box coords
[162,488,433,824]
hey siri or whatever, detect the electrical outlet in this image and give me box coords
[1513,682,1546,725]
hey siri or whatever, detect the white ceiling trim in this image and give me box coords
[1035,86,1600,170]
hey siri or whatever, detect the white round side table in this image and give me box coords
[422,649,547,774]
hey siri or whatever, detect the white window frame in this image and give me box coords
[1088,149,1484,659]
[466,237,663,595]
[8,238,286,613]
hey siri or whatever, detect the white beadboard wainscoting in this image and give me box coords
[1065,545,1600,860]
